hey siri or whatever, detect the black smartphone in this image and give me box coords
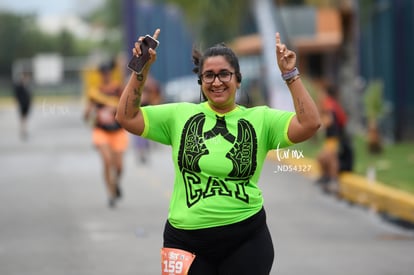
[127,35,159,74]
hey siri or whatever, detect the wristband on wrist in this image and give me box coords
[286,74,300,85]
[281,67,299,81]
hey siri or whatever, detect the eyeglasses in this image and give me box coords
[200,71,234,84]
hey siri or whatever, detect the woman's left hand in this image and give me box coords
[275,32,296,74]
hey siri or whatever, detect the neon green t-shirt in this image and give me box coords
[141,102,295,229]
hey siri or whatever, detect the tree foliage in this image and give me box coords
[0,12,81,77]
[165,0,250,47]
[0,13,32,75]
[83,0,123,54]
[84,0,122,28]
[0,0,253,76]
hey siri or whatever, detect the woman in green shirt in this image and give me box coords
[116,28,320,275]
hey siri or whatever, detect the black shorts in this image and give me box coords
[163,207,274,275]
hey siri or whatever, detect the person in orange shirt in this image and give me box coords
[84,62,129,208]
[316,85,350,194]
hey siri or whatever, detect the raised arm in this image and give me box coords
[115,29,160,135]
[275,32,321,143]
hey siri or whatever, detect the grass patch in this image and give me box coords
[291,134,414,195]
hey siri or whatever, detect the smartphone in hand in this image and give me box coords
[128,35,159,74]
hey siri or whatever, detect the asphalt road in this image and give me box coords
[1,98,413,275]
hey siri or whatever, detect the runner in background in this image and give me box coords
[84,61,128,208]
[316,84,353,195]
[13,71,33,140]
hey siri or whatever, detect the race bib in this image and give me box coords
[161,247,196,275]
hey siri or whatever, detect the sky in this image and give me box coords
[0,0,103,17]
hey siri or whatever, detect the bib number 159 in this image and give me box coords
[163,259,184,274]
[161,248,195,275]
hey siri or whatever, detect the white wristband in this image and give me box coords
[281,67,299,81]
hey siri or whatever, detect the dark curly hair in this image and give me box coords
[192,43,242,84]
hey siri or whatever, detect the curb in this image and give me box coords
[267,151,414,224]
[340,173,414,223]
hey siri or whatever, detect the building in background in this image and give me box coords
[357,0,414,141]
[122,0,414,141]
[122,0,194,85]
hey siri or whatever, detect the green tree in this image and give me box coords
[86,0,122,28]
[364,79,384,154]
[0,12,92,77]
[165,0,250,47]
[56,29,77,56]
[0,13,35,75]
[84,0,123,53]
[83,0,251,53]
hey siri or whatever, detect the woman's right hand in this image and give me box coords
[116,28,161,136]
[132,28,161,70]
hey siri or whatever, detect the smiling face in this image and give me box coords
[201,56,240,114]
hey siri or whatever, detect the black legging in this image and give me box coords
[163,208,274,275]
